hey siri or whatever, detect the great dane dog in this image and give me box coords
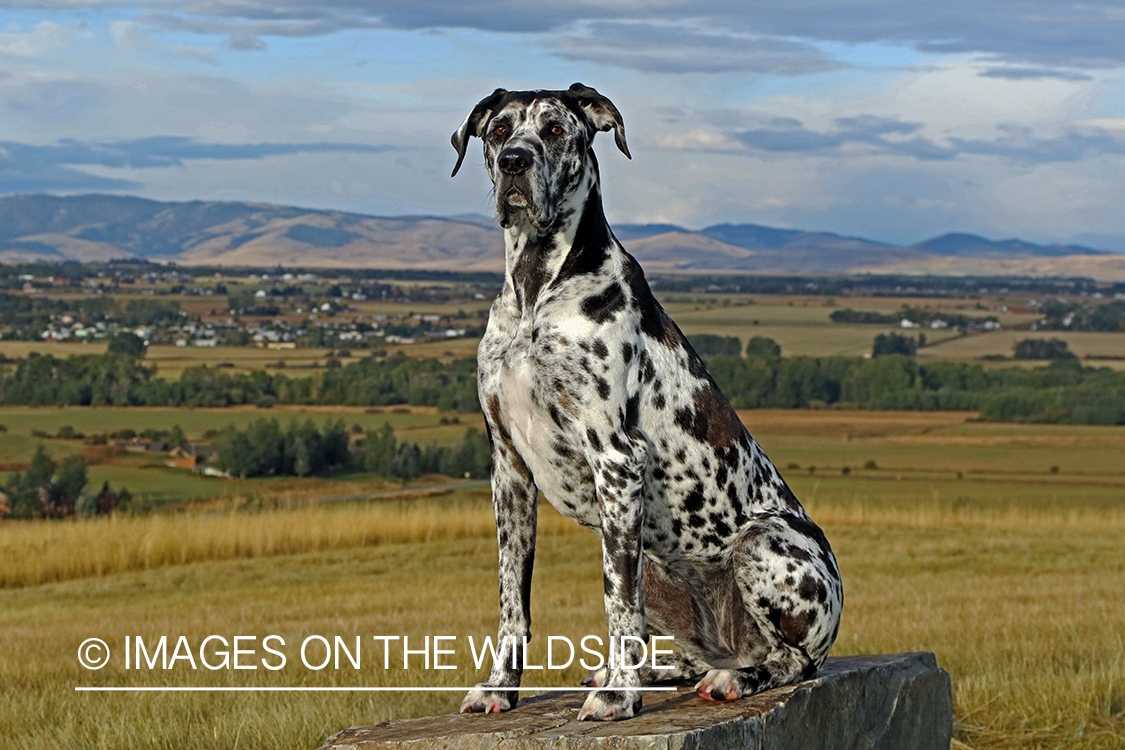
[451,83,842,721]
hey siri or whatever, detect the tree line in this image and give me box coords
[0,340,1122,425]
[706,351,1125,425]
[212,418,491,481]
[0,351,479,411]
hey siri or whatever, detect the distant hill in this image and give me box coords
[910,232,1111,259]
[0,194,1122,279]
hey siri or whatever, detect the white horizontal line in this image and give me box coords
[75,686,680,693]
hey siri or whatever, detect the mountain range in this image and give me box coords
[1,194,1123,280]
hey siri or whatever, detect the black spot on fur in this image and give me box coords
[621,342,634,364]
[595,375,611,400]
[777,482,803,512]
[709,514,732,537]
[786,545,814,564]
[798,574,819,602]
[781,514,838,577]
[715,463,728,488]
[624,393,640,433]
[586,428,603,453]
[581,283,626,324]
[510,235,551,311]
[555,189,610,281]
[592,339,609,359]
[686,350,709,380]
[623,255,674,345]
[674,405,708,443]
[638,350,656,383]
[652,393,666,410]
[684,483,706,513]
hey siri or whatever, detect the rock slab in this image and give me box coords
[318,652,952,750]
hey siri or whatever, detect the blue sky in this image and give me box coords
[1,2,1124,250]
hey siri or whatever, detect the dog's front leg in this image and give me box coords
[578,433,647,721]
[460,456,538,714]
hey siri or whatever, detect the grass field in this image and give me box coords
[0,405,481,446]
[2,411,1123,749]
[0,404,486,507]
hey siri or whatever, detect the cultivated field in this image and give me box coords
[2,411,1123,750]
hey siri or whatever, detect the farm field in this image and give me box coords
[2,407,1122,510]
[1,406,1122,515]
[0,405,483,447]
[0,404,486,506]
[918,329,1125,365]
[2,411,1124,749]
[5,290,1121,369]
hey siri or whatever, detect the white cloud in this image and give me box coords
[108,20,148,50]
[0,21,83,57]
[170,44,217,63]
[655,128,742,151]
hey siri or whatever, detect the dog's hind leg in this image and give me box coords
[694,514,842,700]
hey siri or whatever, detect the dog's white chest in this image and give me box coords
[498,354,539,457]
[491,324,600,527]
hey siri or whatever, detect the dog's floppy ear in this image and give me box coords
[567,82,631,160]
[451,88,508,177]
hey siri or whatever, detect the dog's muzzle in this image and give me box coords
[496,146,553,228]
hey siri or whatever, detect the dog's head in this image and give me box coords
[451,83,630,231]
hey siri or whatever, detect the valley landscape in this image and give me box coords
[0,197,1123,750]
[3,194,1125,279]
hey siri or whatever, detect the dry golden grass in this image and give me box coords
[0,492,578,588]
[1,494,1123,750]
[2,411,1124,749]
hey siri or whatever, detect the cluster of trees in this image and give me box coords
[211,418,491,481]
[358,424,491,481]
[873,332,923,357]
[831,306,998,328]
[1013,338,1076,360]
[705,349,1125,424]
[0,351,480,410]
[213,419,352,478]
[1037,299,1125,332]
[1,448,132,519]
[688,334,783,359]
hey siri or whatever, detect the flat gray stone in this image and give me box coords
[318,652,952,750]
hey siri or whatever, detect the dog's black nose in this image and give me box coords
[498,148,532,175]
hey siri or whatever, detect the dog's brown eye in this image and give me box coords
[551,126,564,136]
[493,126,506,137]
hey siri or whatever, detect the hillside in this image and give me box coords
[0,194,1122,279]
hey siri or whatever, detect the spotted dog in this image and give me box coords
[451,83,842,722]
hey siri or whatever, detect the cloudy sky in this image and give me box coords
[2,2,1124,250]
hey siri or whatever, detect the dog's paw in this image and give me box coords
[694,669,745,701]
[580,666,607,688]
[576,689,642,721]
[459,684,518,714]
